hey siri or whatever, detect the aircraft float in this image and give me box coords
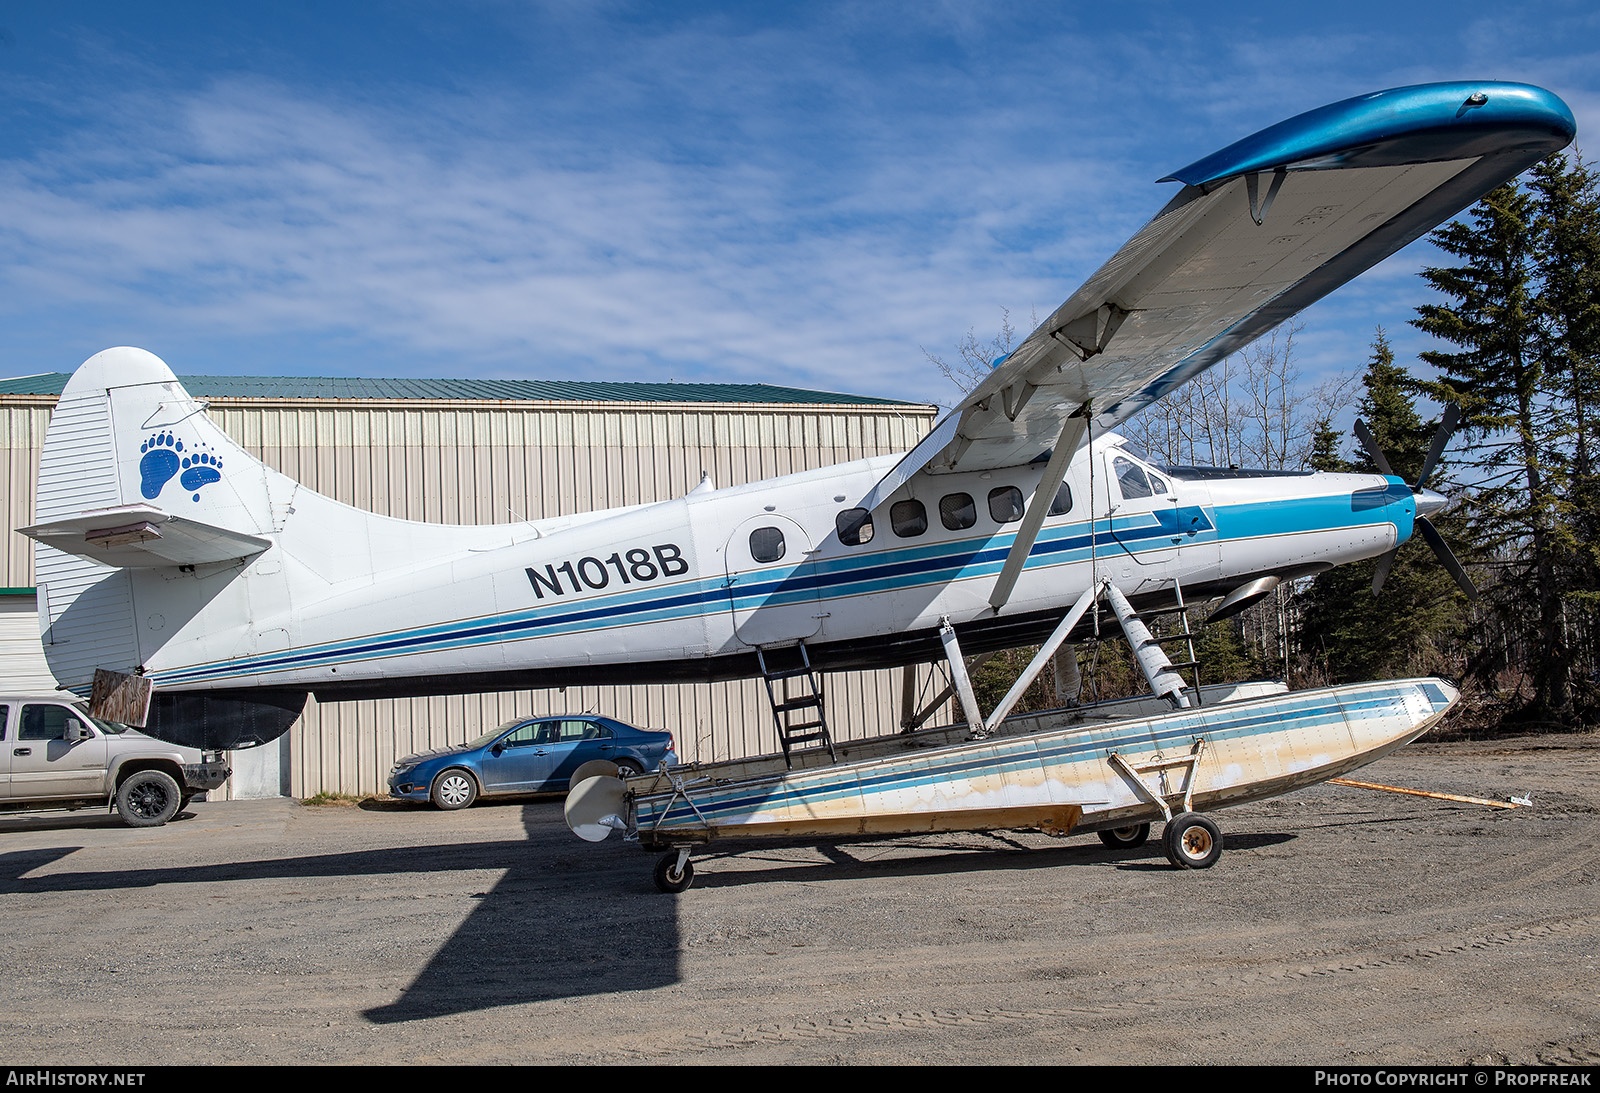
[22,82,1574,889]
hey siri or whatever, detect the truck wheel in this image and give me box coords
[116,770,182,827]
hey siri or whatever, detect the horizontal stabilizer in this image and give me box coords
[21,504,272,568]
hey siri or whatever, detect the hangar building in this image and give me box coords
[1,371,938,798]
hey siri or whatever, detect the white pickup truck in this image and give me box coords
[0,693,231,826]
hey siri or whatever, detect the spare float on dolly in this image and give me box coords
[568,583,1460,891]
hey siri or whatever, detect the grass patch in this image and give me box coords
[301,791,367,807]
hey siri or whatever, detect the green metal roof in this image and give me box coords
[0,372,928,408]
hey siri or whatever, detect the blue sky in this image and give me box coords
[1,2,1595,408]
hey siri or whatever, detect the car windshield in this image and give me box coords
[464,718,529,750]
[71,703,130,735]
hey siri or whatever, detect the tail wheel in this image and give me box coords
[1163,812,1223,869]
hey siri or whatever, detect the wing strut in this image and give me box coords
[988,406,1088,612]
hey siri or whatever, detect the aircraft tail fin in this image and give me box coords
[28,348,285,710]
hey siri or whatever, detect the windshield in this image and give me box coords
[70,702,130,735]
[464,718,527,750]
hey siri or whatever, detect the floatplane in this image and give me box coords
[23,82,1573,889]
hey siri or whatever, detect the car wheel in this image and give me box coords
[116,770,182,827]
[614,759,644,780]
[430,770,478,810]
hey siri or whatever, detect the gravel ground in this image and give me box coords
[2,733,1596,1065]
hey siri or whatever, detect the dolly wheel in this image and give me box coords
[1097,823,1151,849]
[1163,812,1223,869]
[653,851,694,893]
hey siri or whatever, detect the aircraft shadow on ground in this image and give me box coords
[0,804,681,1022]
[0,811,1300,1023]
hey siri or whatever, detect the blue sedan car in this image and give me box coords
[387,714,675,810]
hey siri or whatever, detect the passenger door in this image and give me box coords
[10,703,109,800]
[530,719,617,790]
[725,514,822,646]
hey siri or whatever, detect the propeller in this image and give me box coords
[1354,404,1479,602]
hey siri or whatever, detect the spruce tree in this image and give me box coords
[1529,152,1600,719]
[1412,178,1573,722]
[1296,331,1467,682]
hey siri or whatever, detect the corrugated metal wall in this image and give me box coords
[3,395,943,795]
[1,404,50,589]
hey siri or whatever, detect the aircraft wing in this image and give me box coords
[859,81,1575,512]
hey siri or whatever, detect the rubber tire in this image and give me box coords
[1163,812,1223,869]
[430,769,479,811]
[653,852,694,893]
[116,770,182,828]
[1097,822,1151,849]
[614,759,644,781]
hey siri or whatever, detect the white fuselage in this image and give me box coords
[134,433,1414,698]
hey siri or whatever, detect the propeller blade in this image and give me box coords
[1416,516,1479,601]
[1354,419,1397,478]
[1413,403,1461,490]
[1370,547,1398,596]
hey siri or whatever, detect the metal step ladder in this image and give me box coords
[1135,579,1204,707]
[757,641,837,769]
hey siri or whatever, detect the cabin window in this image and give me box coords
[1113,456,1153,500]
[1148,471,1169,495]
[0,704,8,740]
[836,508,874,546]
[749,526,786,563]
[1048,481,1073,516]
[939,492,976,531]
[988,486,1024,523]
[891,499,927,537]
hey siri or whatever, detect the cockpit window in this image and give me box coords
[1113,456,1153,500]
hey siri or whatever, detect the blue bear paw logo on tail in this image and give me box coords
[139,432,185,498]
[138,432,223,502]
[180,450,223,500]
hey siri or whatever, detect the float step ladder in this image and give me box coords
[757,641,837,769]
[1132,579,1204,707]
